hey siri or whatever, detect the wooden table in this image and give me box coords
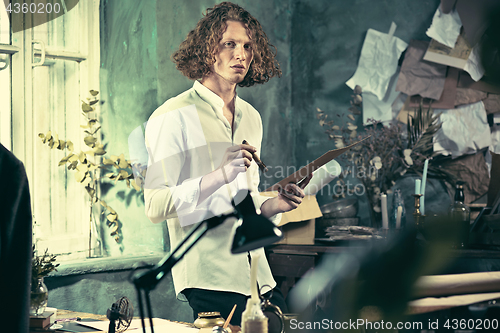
[266,244,500,298]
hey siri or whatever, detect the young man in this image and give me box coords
[144,2,311,325]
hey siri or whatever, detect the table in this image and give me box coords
[266,244,500,298]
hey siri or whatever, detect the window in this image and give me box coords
[0,0,100,260]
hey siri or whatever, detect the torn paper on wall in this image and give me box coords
[491,124,500,155]
[346,27,408,101]
[362,68,401,125]
[434,101,491,158]
[396,40,447,100]
[463,44,485,81]
[426,6,462,48]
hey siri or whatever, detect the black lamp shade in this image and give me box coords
[231,191,283,254]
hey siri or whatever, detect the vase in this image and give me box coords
[30,277,48,316]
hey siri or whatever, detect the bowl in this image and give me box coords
[321,198,359,219]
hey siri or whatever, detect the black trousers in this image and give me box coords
[182,287,288,326]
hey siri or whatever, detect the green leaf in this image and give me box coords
[66,141,74,152]
[89,90,99,96]
[58,153,74,166]
[78,151,87,163]
[75,170,86,183]
[103,158,114,165]
[93,145,106,156]
[89,99,99,106]
[84,136,97,147]
[82,102,93,112]
[107,213,117,222]
[118,158,128,169]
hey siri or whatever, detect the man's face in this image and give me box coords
[212,20,254,84]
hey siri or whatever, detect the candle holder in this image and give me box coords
[412,194,426,235]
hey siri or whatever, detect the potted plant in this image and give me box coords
[30,246,59,316]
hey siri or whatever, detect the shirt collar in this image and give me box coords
[193,80,225,109]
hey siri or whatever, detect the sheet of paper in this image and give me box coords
[426,6,462,48]
[457,71,500,94]
[423,32,471,70]
[463,43,485,81]
[264,136,370,192]
[396,39,447,100]
[362,68,401,125]
[346,27,407,101]
[455,87,488,106]
[491,124,500,155]
[408,67,460,110]
[434,101,491,158]
[484,94,500,114]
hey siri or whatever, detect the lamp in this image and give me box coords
[131,190,283,333]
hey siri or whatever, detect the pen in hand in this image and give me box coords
[242,140,268,173]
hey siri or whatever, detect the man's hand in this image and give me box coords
[218,143,255,183]
[261,173,313,218]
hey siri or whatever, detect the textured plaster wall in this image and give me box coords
[48,0,451,323]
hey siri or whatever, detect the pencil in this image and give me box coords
[223,304,237,328]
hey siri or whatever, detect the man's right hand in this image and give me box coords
[219,143,255,183]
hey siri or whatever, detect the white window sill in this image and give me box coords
[49,253,166,277]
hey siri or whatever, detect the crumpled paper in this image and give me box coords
[396,39,448,100]
[346,28,407,101]
[491,123,500,155]
[463,43,485,82]
[434,101,491,158]
[426,6,462,48]
[362,68,401,125]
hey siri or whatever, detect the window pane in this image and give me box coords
[33,59,91,260]
[32,0,81,51]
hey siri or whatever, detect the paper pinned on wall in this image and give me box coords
[346,24,408,101]
[426,6,462,48]
[362,68,401,125]
[491,124,500,155]
[463,43,485,82]
[434,101,492,158]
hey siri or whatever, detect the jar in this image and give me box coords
[30,276,49,316]
[194,312,226,328]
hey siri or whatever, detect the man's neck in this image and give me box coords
[200,74,237,108]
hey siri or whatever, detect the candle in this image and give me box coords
[396,206,403,229]
[250,255,260,301]
[421,159,429,215]
[381,193,388,229]
[415,179,421,195]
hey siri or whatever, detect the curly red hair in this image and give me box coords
[172,2,281,87]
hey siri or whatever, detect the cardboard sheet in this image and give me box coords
[264,137,370,192]
[455,87,488,106]
[458,71,500,94]
[423,31,471,70]
[484,94,500,114]
[346,27,408,101]
[426,5,462,48]
[396,40,447,100]
[434,101,491,158]
[408,67,459,109]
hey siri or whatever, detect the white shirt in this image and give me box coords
[144,81,280,300]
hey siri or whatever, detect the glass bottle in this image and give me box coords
[448,181,470,248]
[390,189,406,229]
[30,276,48,316]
